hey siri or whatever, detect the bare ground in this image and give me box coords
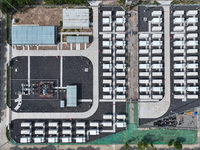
[13,7,63,26]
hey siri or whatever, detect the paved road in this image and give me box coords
[139,5,171,118]
[11,7,99,120]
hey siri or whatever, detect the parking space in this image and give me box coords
[99,6,127,100]
[10,102,126,144]
[138,6,165,102]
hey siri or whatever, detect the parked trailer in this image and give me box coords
[21,129,31,135]
[116,95,126,99]
[103,11,112,16]
[152,80,162,84]
[116,41,126,47]
[187,18,198,24]
[173,18,184,24]
[116,72,126,76]
[116,79,126,84]
[152,18,162,24]
[62,122,72,127]
[90,121,99,126]
[187,72,198,76]
[35,129,45,135]
[139,80,149,84]
[62,129,72,135]
[152,56,162,61]
[103,57,112,62]
[152,26,162,32]
[76,122,85,127]
[174,79,184,84]
[152,41,163,47]
[103,34,112,39]
[174,64,185,69]
[89,129,100,135]
[139,57,149,61]
[116,49,126,54]
[174,86,185,92]
[103,41,112,47]
[173,41,184,46]
[152,95,163,99]
[152,72,162,76]
[20,137,31,143]
[187,49,198,54]
[174,56,184,61]
[76,129,85,135]
[152,49,162,54]
[152,64,163,69]
[152,33,162,39]
[187,26,198,31]
[187,33,198,39]
[116,18,126,24]
[174,95,185,99]
[173,26,184,31]
[173,10,184,16]
[116,26,125,32]
[117,114,126,120]
[116,34,125,39]
[103,64,112,69]
[103,79,112,84]
[116,11,125,16]
[187,95,198,99]
[34,137,45,143]
[103,95,112,99]
[75,137,86,143]
[49,129,58,135]
[174,72,184,76]
[174,49,184,54]
[103,49,112,54]
[35,122,45,127]
[21,122,31,127]
[187,10,198,16]
[139,87,150,92]
[173,33,184,39]
[61,137,72,143]
[139,64,150,69]
[103,72,112,76]
[187,41,198,46]
[103,18,112,24]
[103,114,112,119]
[139,49,149,54]
[187,79,198,84]
[103,87,112,92]
[102,121,112,127]
[139,72,149,76]
[103,26,112,32]
[116,87,126,92]
[152,87,163,92]
[139,95,150,99]
[139,41,150,47]
[116,57,126,62]
[187,63,198,69]
[152,11,162,16]
[139,33,149,39]
[187,86,198,92]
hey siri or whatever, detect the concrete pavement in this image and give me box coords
[139,6,171,118]
[10,7,99,120]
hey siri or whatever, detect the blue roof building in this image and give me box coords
[12,26,56,45]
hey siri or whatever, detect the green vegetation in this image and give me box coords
[168,139,174,147]
[0,0,35,14]
[174,141,182,150]
[171,0,196,4]
[60,21,63,27]
[138,0,160,5]
[124,142,131,150]
[7,64,11,107]
[118,0,126,4]
[6,126,10,141]
[7,15,11,44]
[44,0,88,5]
[137,141,148,150]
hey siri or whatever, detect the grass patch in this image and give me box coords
[6,126,10,141]
[118,0,125,4]
[171,0,196,4]
[7,64,11,107]
[127,52,130,68]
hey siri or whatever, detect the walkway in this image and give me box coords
[139,6,171,118]
[11,7,99,120]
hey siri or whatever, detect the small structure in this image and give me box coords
[66,85,77,107]
[67,36,89,44]
[63,9,89,29]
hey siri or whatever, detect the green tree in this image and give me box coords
[174,141,182,150]
[124,142,131,150]
[137,141,148,150]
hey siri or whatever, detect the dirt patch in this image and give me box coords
[13,7,63,26]
[39,46,57,50]
[102,0,120,5]
[16,46,23,50]
[30,46,37,50]
[62,43,70,50]
[72,44,76,50]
